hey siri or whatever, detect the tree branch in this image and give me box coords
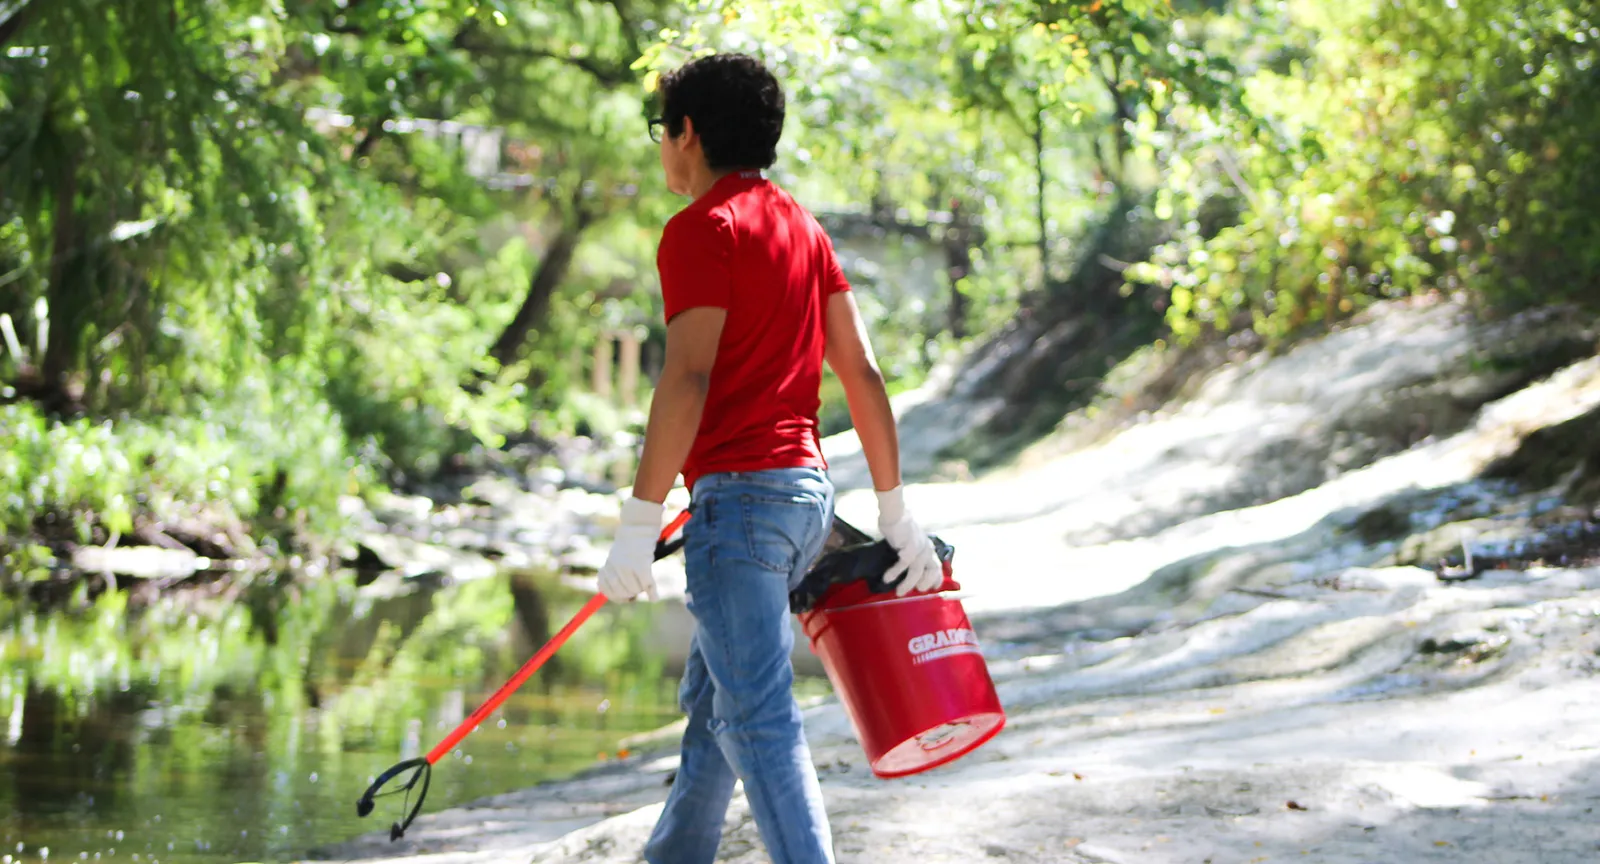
[488,185,600,367]
[323,0,377,36]
[457,31,635,89]
[351,121,386,163]
[599,0,644,64]
[1098,58,1132,179]
[0,0,37,50]
[344,17,477,164]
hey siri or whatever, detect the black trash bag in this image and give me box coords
[789,532,956,614]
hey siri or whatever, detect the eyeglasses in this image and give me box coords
[647,116,665,143]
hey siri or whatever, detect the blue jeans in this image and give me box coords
[644,467,836,864]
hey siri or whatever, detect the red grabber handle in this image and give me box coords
[423,508,693,766]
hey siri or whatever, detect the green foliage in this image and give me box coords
[633,0,1243,391]
[0,398,362,560]
[4,0,1596,557]
[1129,0,1600,343]
[0,0,674,547]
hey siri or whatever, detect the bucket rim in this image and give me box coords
[869,711,1008,779]
[802,591,976,615]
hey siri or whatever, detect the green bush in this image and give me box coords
[0,394,366,563]
[1129,0,1600,343]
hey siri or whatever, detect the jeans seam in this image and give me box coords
[793,492,831,587]
[669,472,834,864]
[715,721,807,861]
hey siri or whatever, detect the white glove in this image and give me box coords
[598,497,663,602]
[876,486,944,596]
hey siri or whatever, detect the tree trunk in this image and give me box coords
[944,198,976,339]
[1099,52,1133,185]
[509,571,552,649]
[1033,102,1050,296]
[488,210,595,367]
[40,160,82,412]
[351,121,386,162]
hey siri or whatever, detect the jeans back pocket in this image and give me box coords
[739,491,824,574]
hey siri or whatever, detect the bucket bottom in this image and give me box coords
[869,711,1007,779]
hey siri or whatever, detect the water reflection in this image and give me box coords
[0,568,682,864]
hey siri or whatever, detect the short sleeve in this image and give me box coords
[658,210,734,322]
[821,232,852,296]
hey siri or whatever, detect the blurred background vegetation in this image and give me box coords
[2,1,1597,859]
[4,0,1595,562]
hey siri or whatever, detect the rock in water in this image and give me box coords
[71,546,205,579]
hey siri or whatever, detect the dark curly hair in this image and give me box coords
[659,53,785,171]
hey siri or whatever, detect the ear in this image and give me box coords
[677,115,700,150]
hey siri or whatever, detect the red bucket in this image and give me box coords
[798,567,1005,778]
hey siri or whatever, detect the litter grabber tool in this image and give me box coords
[355,508,693,841]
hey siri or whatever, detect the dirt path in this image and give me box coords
[313,561,1600,864]
[308,301,1600,864]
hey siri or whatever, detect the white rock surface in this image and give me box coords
[307,302,1600,864]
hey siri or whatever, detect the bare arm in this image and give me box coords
[631,306,726,504]
[823,291,902,493]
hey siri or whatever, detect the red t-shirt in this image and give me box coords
[657,171,851,491]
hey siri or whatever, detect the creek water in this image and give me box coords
[0,568,686,864]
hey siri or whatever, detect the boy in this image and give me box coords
[597,53,943,864]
